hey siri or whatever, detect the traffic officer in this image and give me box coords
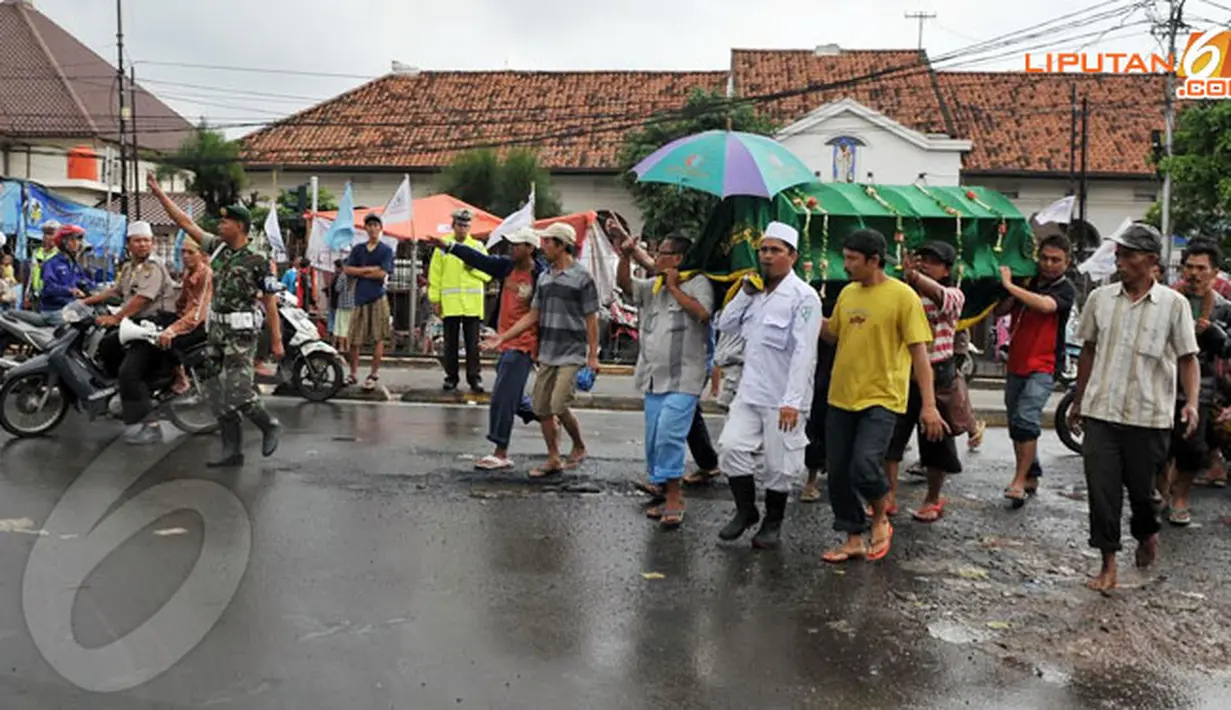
[428,208,492,392]
[24,220,61,310]
[147,175,283,466]
[714,221,823,549]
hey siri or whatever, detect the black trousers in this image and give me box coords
[1082,418,1168,552]
[443,316,482,386]
[686,404,718,471]
[99,314,199,425]
[805,338,837,471]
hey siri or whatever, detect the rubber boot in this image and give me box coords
[248,407,282,457]
[718,476,761,541]
[207,416,244,468]
[751,490,788,549]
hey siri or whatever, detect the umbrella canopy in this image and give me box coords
[631,130,815,199]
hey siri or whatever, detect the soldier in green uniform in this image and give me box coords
[148,175,284,466]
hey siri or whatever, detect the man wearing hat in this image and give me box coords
[424,226,545,470]
[429,208,492,393]
[24,220,61,310]
[344,212,396,389]
[1069,223,1200,591]
[714,221,822,548]
[483,221,600,477]
[147,175,284,465]
[883,240,973,523]
[81,220,180,443]
[39,225,94,325]
[821,229,946,564]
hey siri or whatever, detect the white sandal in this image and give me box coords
[475,455,513,470]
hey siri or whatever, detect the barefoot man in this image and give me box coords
[1069,223,1200,591]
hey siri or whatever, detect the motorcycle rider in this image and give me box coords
[81,220,179,444]
[39,225,94,325]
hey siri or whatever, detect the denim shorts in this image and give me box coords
[1005,372,1053,442]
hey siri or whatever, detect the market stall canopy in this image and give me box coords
[310,194,501,240]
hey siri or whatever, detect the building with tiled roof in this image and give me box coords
[0,0,192,204]
[242,47,1169,243]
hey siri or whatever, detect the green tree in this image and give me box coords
[1147,101,1231,247]
[617,88,778,239]
[437,148,562,218]
[157,121,247,221]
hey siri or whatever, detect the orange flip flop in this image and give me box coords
[867,522,894,561]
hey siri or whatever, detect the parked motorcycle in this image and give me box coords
[261,289,346,402]
[0,309,58,361]
[601,299,639,365]
[0,303,217,438]
[1054,383,1082,454]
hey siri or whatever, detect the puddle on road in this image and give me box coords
[927,619,992,645]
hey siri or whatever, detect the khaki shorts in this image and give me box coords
[532,364,580,418]
[348,297,391,347]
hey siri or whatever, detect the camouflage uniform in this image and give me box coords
[200,232,273,419]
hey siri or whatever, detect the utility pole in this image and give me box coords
[130,64,141,220]
[1068,82,1078,197]
[905,11,937,51]
[115,0,128,218]
[1079,97,1089,228]
[1160,0,1185,270]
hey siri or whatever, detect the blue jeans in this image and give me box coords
[1005,372,1052,442]
[487,349,537,449]
[645,392,700,485]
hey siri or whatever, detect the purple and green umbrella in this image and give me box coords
[630,130,815,199]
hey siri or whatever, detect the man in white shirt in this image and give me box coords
[1069,223,1200,591]
[714,222,823,549]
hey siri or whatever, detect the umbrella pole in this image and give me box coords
[409,222,419,354]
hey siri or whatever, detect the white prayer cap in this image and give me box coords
[127,220,153,238]
[763,221,799,250]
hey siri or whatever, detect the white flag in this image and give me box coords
[487,185,536,247]
[383,176,413,224]
[1033,195,1076,226]
[306,216,335,270]
[264,202,287,261]
[1077,217,1131,282]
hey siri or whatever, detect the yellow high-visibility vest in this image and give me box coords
[428,234,492,318]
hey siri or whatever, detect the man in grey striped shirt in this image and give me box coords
[485,222,599,478]
[1069,223,1200,591]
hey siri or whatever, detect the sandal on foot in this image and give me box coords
[363,374,380,391]
[475,455,513,471]
[865,503,900,517]
[968,420,987,450]
[1168,508,1192,527]
[1004,485,1028,507]
[345,375,359,387]
[645,505,663,520]
[529,465,564,479]
[800,486,822,503]
[912,500,947,523]
[867,522,894,561]
[683,469,720,485]
[660,506,685,528]
[822,543,869,564]
[564,454,587,470]
[634,480,663,497]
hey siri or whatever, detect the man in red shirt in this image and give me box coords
[998,233,1077,504]
[425,228,543,470]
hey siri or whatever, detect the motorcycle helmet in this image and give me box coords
[575,366,597,392]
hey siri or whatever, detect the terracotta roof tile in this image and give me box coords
[100,192,205,230]
[240,70,728,170]
[730,49,951,135]
[0,0,191,152]
[936,72,1167,176]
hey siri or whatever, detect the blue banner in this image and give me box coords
[0,180,20,235]
[21,182,127,256]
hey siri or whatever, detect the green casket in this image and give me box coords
[681,183,1039,328]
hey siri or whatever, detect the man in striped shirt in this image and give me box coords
[884,241,967,522]
[1070,223,1200,591]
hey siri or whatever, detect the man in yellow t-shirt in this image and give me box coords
[820,229,949,565]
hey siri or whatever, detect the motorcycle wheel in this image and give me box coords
[613,333,639,365]
[166,381,219,436]
[0,373,70,438]
[1054,389,1082,455]
[292,351,345,402]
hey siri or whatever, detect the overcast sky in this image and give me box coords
[30,0,1231,137]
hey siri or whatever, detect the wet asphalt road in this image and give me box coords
[0,400,1229,709]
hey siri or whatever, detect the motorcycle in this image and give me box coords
[601,299,639,365]
[260,289,346,402]
[0,303,217,438]
[0,309,58,361]
[1054,382,1082,454]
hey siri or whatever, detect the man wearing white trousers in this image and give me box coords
[716,222,823,549]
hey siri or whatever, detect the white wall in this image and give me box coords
[2,138,190,198]
[778,113,964,186]
[964,175,1158,240]
[553,173,641,232]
